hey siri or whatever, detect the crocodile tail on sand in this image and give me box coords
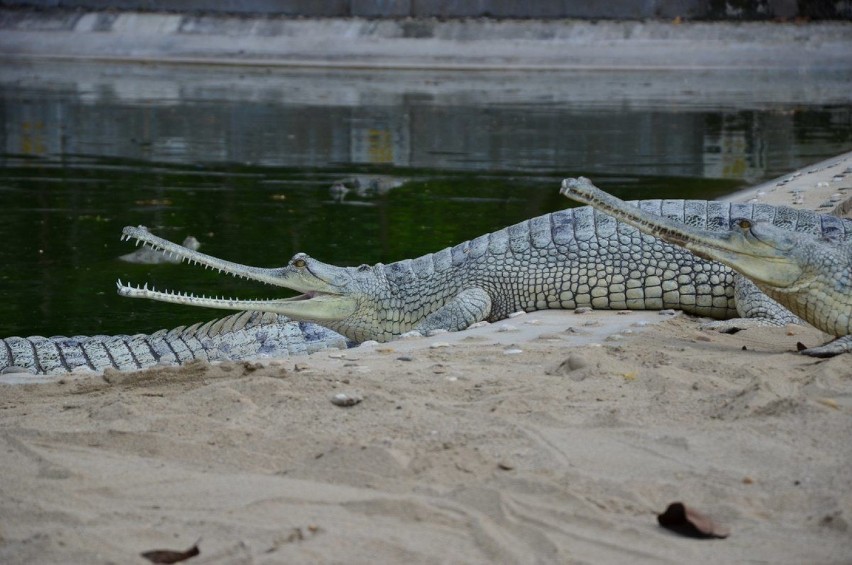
[0,311,349,377]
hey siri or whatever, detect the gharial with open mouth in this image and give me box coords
[116,186,852,351]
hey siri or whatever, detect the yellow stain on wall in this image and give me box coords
[21,121,47,155]
[367,129,393,163]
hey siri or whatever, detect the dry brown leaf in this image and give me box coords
[657,502,730,539]
[141,540,200,564]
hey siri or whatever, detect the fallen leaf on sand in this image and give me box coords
[141,541,200,564]
[816,398,839,409]
[657,502,730,539]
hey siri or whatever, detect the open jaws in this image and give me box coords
[115,226,357,321]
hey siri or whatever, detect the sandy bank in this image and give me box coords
[1,153,851,563]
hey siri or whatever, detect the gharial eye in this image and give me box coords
[357,264,370,272]
[293,258,307,268]
[737,219,752,230]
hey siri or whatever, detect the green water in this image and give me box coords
[1,63,850,337]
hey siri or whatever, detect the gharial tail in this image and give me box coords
[1,312,349,378]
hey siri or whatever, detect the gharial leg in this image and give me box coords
[411,288,492,335]
[699,275,851,357]
[702,274,803,333]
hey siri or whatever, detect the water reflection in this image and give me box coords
[3,62,851,180]
[0,62,850,336]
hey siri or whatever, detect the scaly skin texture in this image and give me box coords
[116,199,852,343]
[1,312,348,376]
[561,177,852,357]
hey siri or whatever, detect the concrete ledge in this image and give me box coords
[3,0,851,20]
[0,0,831,20]
[2,9,851,70]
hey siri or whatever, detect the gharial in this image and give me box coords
[561,176,852,357]
[115,195,852,352]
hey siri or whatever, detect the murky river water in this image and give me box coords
[1,62,850,336]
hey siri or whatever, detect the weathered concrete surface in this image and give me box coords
[2,0,844,20]
[725,150,852,216]
[1,9,851,70]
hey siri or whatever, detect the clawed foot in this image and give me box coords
[796,335,852,358]
[702,318,850,357]
[399,330,424,339]
[700,317,788,334]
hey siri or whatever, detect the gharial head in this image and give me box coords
[244,251,384,322]
[560,176,850,292]
[115,226,393,341]
[677,218,818,289]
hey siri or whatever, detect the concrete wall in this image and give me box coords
[1,0,849,20]
[4,11,850,71]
